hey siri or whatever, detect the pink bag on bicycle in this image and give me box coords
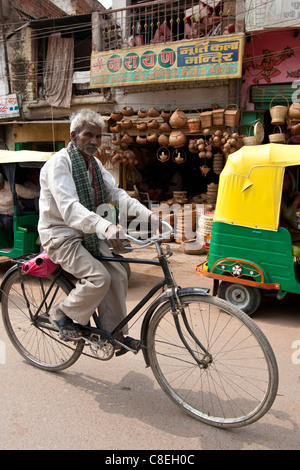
[22,251,59,278]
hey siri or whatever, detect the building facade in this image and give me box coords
[5,1,292,202]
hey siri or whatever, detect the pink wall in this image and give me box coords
[241,29,300,109]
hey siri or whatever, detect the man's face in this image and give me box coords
[71,124,102,160]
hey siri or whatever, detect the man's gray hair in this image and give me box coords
[70,109,105,134]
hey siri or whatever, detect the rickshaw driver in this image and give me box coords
[38,109,161,353]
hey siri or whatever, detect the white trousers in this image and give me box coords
[43,235,128,334]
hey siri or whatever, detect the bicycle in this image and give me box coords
[0,222,279,429]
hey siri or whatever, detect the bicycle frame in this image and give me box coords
[10,240,209,366]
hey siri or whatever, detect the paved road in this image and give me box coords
[0,245,299,450]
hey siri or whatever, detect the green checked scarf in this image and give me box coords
[68,141,108,257]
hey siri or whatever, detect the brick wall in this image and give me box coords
[10,0,66,19]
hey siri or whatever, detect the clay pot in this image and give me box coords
[291,122,300,135]
[159,122,172,133]
[136,122,147,131]
[112,136,121,146]
[147,119,159,129]
[110,111,123,121]
[169,130,187,148]
[122,106,134,116]
[121,133,134,144]
[147,107,160,117]
[138,108,147,118]
[110,123,122,133]
[136,135,148,145]
[147,132,159,143]
[158,134,169,146]
[121,119,133,129]
[289,102,300,121]
[169,109,187,128]
[161,109,172,120]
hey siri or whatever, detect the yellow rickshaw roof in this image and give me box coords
[224,143,300,176]
[0,150,54,164]
[214,144,300,231]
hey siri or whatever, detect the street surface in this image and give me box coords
[0,244,299,450]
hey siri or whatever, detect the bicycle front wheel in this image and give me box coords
[147,293,278,428]
[1,266,84,372]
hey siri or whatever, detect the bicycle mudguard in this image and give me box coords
[141,286,210,367]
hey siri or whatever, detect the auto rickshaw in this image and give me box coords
[196,143,300,315]
[0,149,53,258]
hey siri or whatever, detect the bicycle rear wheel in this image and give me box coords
[147,293,278,428]
[1,266,84,371]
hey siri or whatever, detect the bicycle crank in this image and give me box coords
[84,333,115,360]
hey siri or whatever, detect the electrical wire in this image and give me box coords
[0,1,299,89]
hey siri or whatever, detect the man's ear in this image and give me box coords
[70,130,76,142]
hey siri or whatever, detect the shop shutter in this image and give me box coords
[250,84,294,109]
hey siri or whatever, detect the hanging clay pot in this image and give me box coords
[122,106,134,116]
[289,102,300,121]
[158,134,169,147]
[169,109,187,128]
[121,133,134,144]
[110,123,122,133]
[136,135,148,145]
[147,119,159,129]
[121,119,133,130]
[161,109,172,120]
[169,130,187,148]
[291,122,300,135]
[147,107,160,117]
[159,122,172,133]
[138,108,148,118]
[112,136,122,146]
[110,111,123,121]
[147,132,159,143]
[136,122,148,131]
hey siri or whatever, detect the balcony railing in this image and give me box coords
[98,0,236,51]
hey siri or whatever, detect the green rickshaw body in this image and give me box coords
[0,150,53,258]
[208,221,300,295]
[197,144,300,314]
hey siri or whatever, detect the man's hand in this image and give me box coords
[105,224,127,252]
[150,213,163,234]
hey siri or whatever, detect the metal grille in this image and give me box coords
[99,0,236,51]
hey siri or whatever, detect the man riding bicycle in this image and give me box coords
[38,109,158,354]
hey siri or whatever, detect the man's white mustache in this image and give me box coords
[85,145,98,154]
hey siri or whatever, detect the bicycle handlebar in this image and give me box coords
[124,220,173,248]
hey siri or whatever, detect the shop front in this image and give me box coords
[241,28,300,147]
[92,34,245,248]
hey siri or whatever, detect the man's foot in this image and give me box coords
[114,332,142,356]
[49,308,82,342]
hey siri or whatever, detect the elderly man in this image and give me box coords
[38,109,155,354]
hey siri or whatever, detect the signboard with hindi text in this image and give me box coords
[90,34,244,88]
[0,94,20,120]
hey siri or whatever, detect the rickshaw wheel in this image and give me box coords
[218,281,262,316]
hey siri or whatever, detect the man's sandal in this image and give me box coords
[49,315,82,342]
[115,336,142,357]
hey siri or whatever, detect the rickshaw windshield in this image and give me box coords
[214,144,300,231]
